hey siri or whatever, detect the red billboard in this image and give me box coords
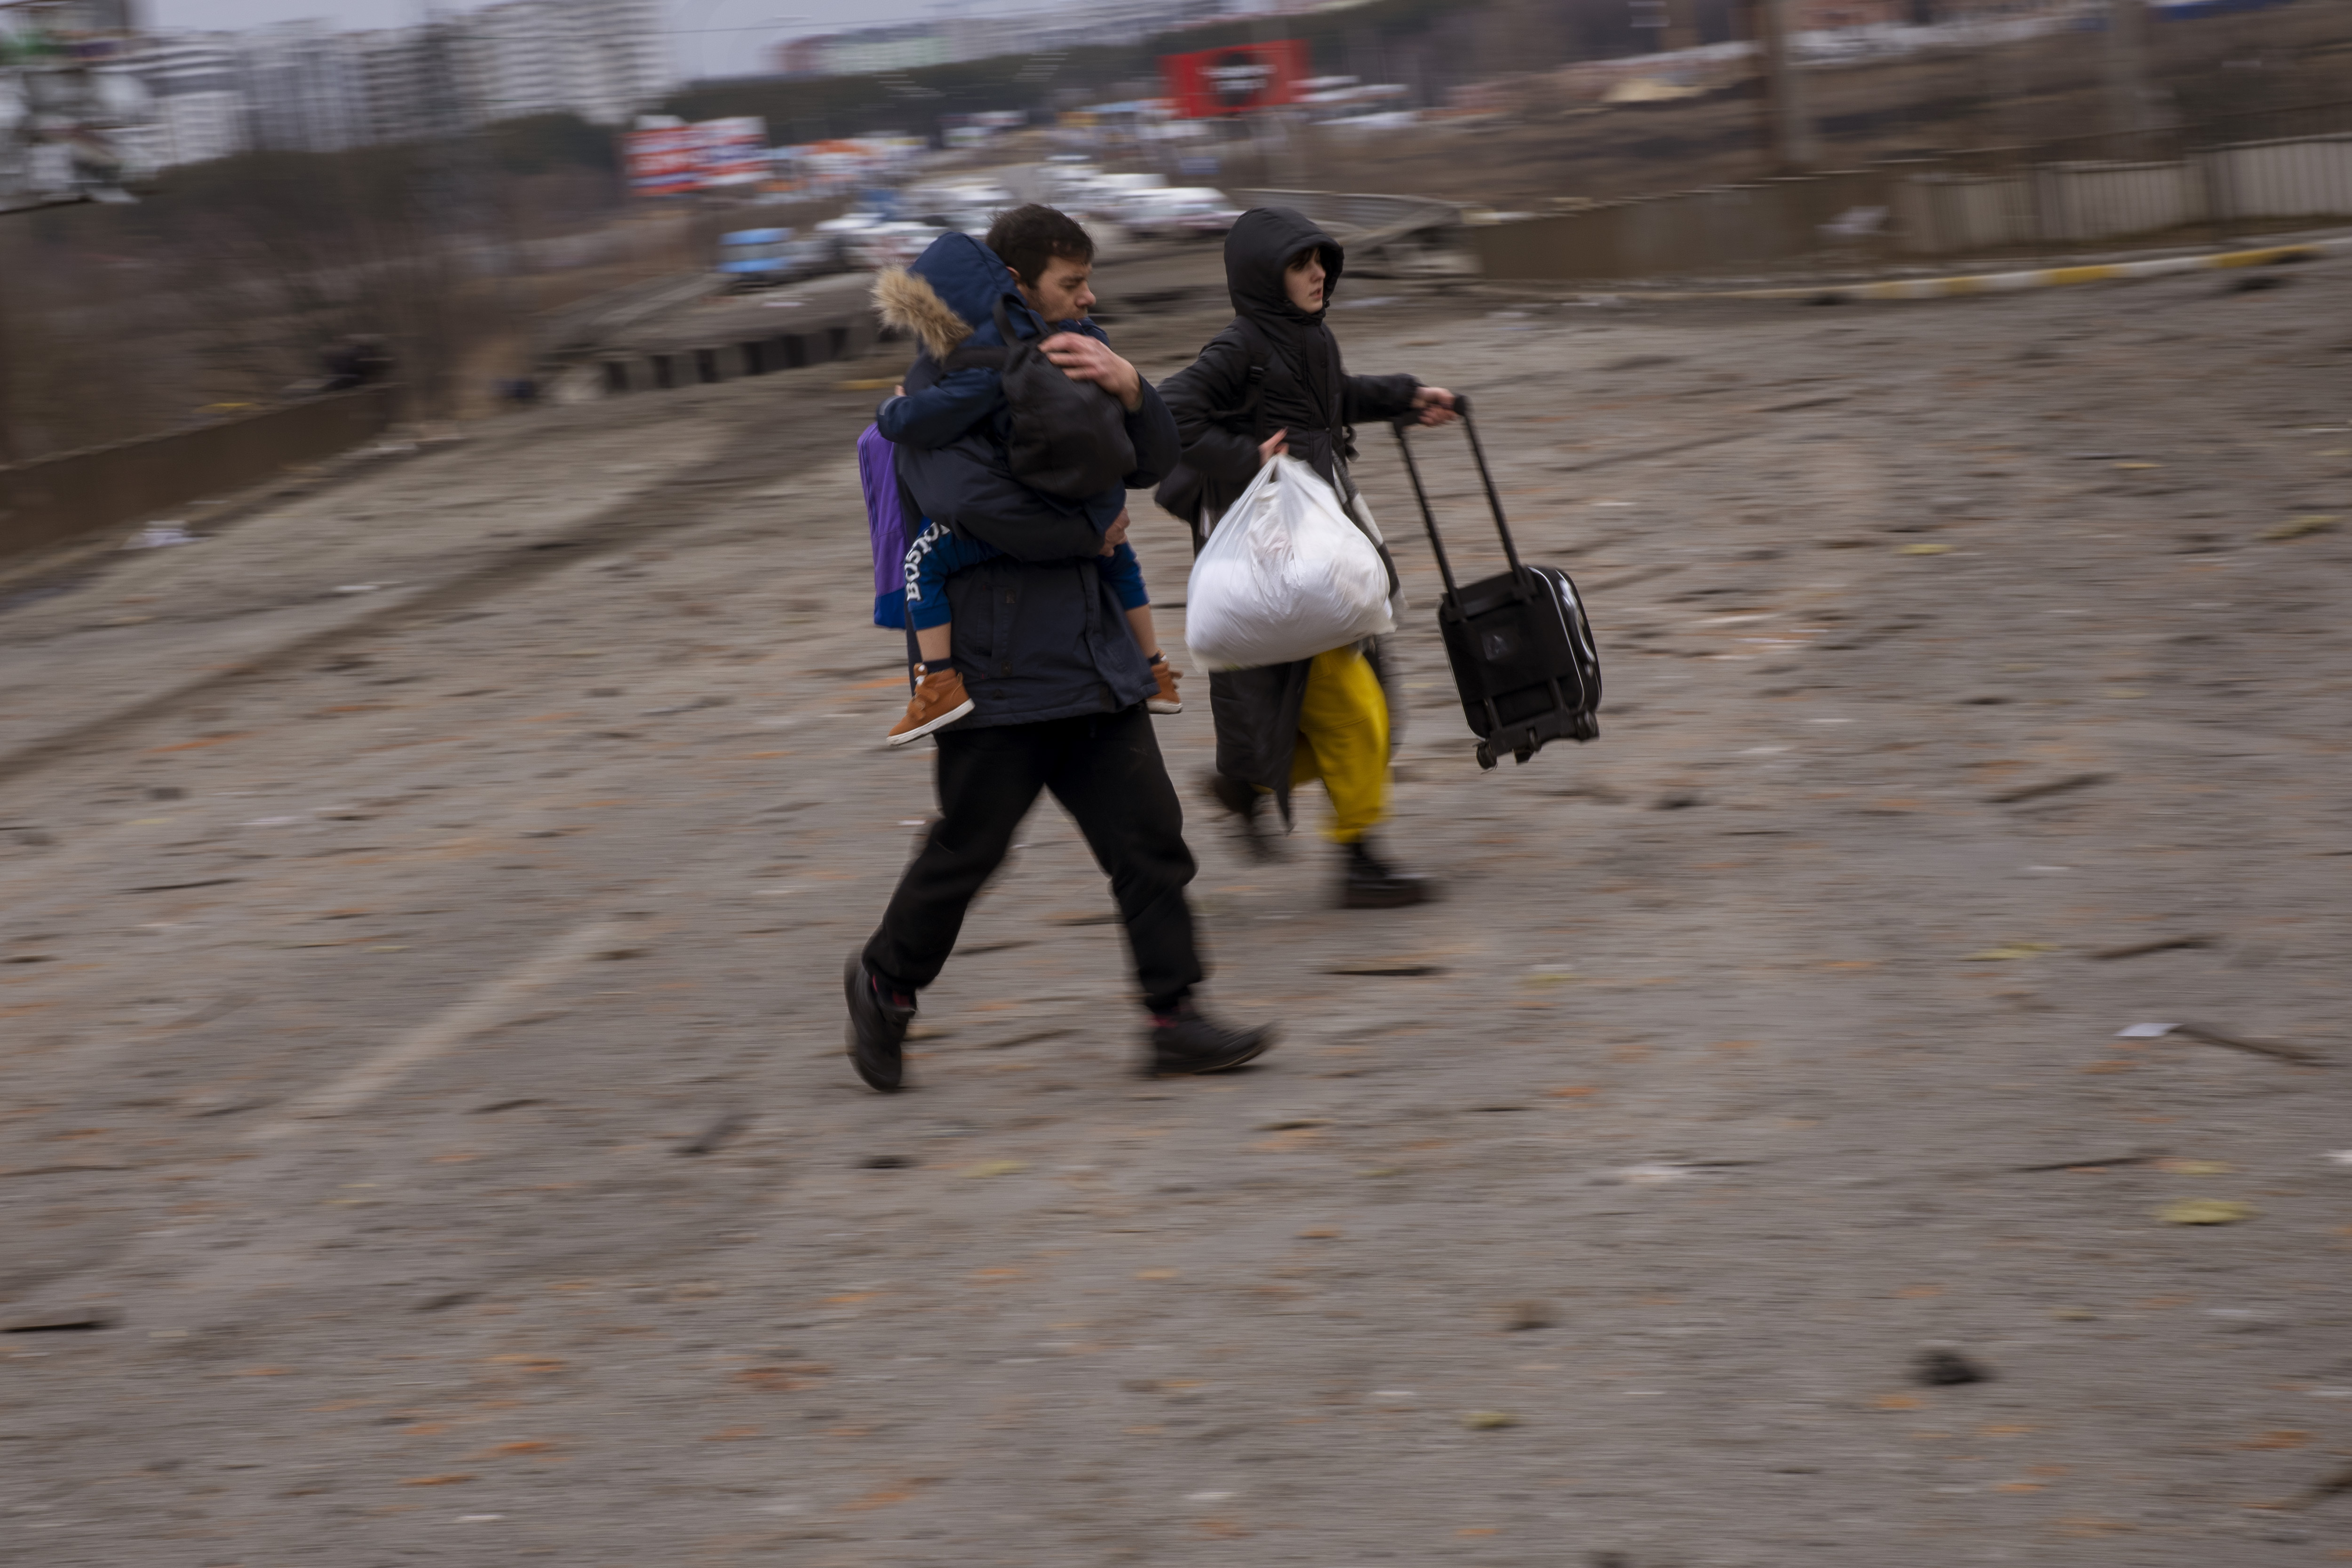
[624,118,771,197]
[623,125,702,197]
[1160,40,1308,120]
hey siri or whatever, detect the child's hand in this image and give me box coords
[1258,429,1289,463]
[1101,509,1130,556]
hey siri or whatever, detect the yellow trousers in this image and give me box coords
[1289,646,1389,844]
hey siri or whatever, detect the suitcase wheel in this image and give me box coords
[1475,741,1497,771]
[1513,744,1534,765]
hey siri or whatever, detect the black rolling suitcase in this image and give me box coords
[1391,396,1602,770]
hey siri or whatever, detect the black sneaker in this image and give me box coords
[1202,770,1279,862]
[843,956,914,1092]
[1342,839,1430,909]
[1144,1001,1276,1076]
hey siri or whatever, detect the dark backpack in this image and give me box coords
[943,297,1134,501]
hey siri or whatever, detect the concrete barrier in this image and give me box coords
[2206,133,2352,222]
[591,313,877,400]
[1473,122,2352,278]
[0,384,401,565]
[1469,169,1905,281]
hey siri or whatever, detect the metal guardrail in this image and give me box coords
[1228,188,1464,245]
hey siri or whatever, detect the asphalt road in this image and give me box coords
[2,247,2349,1568]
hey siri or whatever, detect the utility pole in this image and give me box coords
[2103,0,2157,137]
[1748,0,1817,172]
[1661,0,1700,56]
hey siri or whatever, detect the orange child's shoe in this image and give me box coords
[1147,656,1182,715]
[886,664,976,747]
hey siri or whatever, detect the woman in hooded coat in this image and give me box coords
[1157,207,1455,907]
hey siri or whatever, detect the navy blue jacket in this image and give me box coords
[887,234,1181,727]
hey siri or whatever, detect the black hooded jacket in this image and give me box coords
[1154,209,1422,825]
[1157,207,1421,530]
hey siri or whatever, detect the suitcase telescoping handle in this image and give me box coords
[1389,393,1526,595]
[1388,403,1460,598]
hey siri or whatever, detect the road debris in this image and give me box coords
[2,1305,119,1332]
[2262,515,2340,541]
[2285,1463,2352,1510]
[1913,1348,1990,1386]
[1503,1300,1555,1331]
[2122,1021,2327,1065]
[2159,1199,2255,1225]
[2090,934,2215,961]
[1595,1162,1722,1186]
[677,1112,748,1156]
[2011,1150,2163,1172]
[1986,772,2109,805]
[1964,942,2056,961]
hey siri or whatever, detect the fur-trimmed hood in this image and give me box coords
[870,230,1035,363]
[872,266,973,361]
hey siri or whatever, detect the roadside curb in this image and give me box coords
[1640,238,2352,303]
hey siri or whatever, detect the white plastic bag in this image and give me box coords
[1183,457,1395,672]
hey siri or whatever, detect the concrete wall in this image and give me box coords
[2207,134,2352,222]
[1469,169,1898,281]
[2036,160,2201,245]
[0,385,400,565]
[1472,128,2352,277]
[1894,173,2036,255]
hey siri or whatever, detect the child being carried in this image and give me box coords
[867,222,1179,746]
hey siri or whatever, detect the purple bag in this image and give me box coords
[858,423,907,629]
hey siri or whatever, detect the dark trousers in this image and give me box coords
[862,705,1204,1011]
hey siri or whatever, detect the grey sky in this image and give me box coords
[144,0,987,78]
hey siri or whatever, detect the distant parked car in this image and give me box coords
[1118,187,1242,240]
[717,228,819,291]
[847,222,947,271]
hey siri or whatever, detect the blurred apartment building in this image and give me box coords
[763,0,2087,80]
[772,0,1244,78]
[1791,0,2091,20]
[124,33,244,168]
[116,0,671,169]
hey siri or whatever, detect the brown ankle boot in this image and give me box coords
[886,664,975,747]
[1147,656,1182,715]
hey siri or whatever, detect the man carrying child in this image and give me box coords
[845,206,1276,1093]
